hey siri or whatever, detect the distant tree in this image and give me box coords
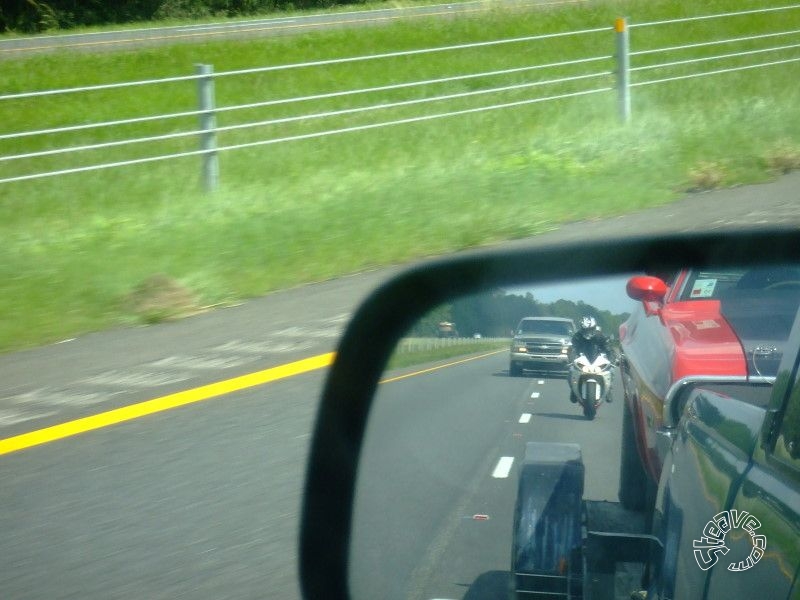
[1,0,167,32]
[1,1,59,32]
[0,0,371,31]
[408,304,453,338]
[409,290,628,340]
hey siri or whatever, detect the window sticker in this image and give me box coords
[690,279,717,298]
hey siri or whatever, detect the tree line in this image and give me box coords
[410,290,629,339]
[1,0,363,33]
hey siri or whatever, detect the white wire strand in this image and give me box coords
[0,87,612,184]
[3,6,798,183]
[210,54,611,110]
[0,54,612,141]
[631,43,800,73]
[0,70,612,162]
[631,56,800,87]
[631,4,800,28]
[631,28,800,57]
[0,73,204,101]
[0,27,611,101]
[0,109,202,141]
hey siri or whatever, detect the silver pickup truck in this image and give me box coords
[509,316,575,376]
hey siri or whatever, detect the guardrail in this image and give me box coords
[1,5,799,189]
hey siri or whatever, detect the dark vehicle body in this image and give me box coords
[510,316,575,376]
[648,371,800,600]
[617,267,800,510]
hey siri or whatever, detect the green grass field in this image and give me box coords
[1,0,799,352]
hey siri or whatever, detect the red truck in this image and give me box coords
[617,266,800,510]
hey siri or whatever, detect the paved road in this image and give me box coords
[1,372,324,599]
[352,352,626,600]
[0,0,584,56]
[0,172,798,600]
[0,348,629,600]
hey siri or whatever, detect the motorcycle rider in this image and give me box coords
[569,316,615,403]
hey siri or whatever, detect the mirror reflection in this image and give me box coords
[350,266,800,600]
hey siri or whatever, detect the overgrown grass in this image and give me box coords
[1,0,799,352]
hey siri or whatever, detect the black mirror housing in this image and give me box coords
[299,228,800,600]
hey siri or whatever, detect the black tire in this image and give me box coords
[582,381,598,419]
[586,380,598,403]
[509,362,522,377]
[582,402,596,420]
[618,399,650,511]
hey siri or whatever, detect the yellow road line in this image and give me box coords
[380,349,505,384]
[0,347,501,456]
[0,352,334,457]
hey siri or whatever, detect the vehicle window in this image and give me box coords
[697,382,774,407]
[773,379,800,468]
[678,269,748,300]
[518,321,573,336]
[678,267,800,301]
[720,294,800,344]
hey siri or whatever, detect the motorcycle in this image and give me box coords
[568,353,613,419]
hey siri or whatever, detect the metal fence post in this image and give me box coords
[615,17,631,123]
[196,63,219,192]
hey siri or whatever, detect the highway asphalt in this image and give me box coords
[352,352,624,600]
[0,0,584,56]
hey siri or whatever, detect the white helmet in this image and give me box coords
[580,316,597,338]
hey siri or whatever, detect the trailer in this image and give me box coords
[437,321,459,338]
[512,442,661,600]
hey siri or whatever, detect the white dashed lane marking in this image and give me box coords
[531,392,540,399]
[519,413,532,424]
[492,456,515,479]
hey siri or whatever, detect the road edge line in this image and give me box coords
[0,352,335,457]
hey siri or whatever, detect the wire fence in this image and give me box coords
[395,337,510,354]
[1,4,799,188]
[625,6,800,91]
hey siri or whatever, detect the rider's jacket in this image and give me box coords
[570,329,613,362]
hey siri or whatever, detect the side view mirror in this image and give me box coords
[299,229,800,600]
[626,275,668,316]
